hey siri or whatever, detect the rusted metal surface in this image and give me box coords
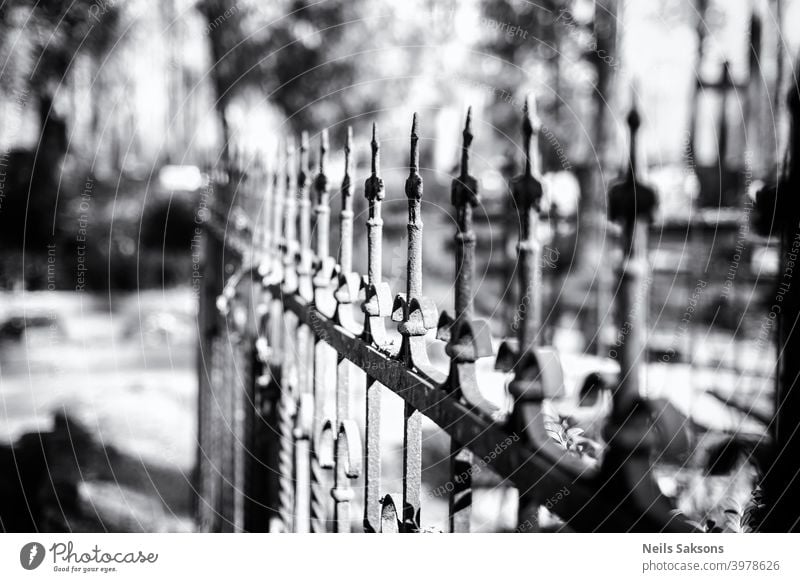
[310,131,335,533]
[392,115,436,532]
[362,124,388,533]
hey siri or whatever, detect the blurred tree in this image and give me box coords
[198,0,373,144]
[0,0,122,255]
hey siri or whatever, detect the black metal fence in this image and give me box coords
[194,85,800,532]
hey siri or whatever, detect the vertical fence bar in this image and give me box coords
[606,102,655,423]
[282,138,299,293]
[280,139,305,533]
[297,132,314,301]
[393,114,439,532]
[292,133,314,532]
[310,129,334,533]
[599,96,661,528]
[362,123,392,533]
[517,98,544,354]
[329,128,363,533]
[440,108,495,532]
[494,96,558,531]
[250,157,282,532]
[270,144,296,532]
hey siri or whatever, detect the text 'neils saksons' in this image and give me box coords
[643,543,724,554]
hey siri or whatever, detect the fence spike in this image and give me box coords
[264,139,287,285]
[595,99,668,527]
[495,95,564,403]
[605,97,657,424]
[392,113,438,358]
[390,113,440,533]
[362,123,392,347]
[361,123,391,533]
[297,131,314,300]
[435,108,497,532]
[339,127,354,274]
[437,109,496,415]
[258,152,275,274]
[333,127,361,332]
[282,136,299,293]
[515,94,545,354]
[313,129,335,290]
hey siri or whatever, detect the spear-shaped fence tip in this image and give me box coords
[344,127,354,185]
[410,113,419,173]
[370,123,380,175]
[627,88,641,134]
[522,94,541,177]
[461,108,474,177]
[319,128,329,172]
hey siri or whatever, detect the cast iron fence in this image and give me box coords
[194,85,800,532]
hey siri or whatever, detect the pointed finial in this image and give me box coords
[461,107,473,178]
[522,95,541,178]
[313,128,332,269]
[345,126,353,172]
[371,123,380,175]
[406,114,422,202]
[627,92,641,134]
[286,135,296,178]
[453,108,479,209]
[410,113,419,175]
[319,128,329,174]
[300,131,310,174]
[337,126,357,294]
[608,94,658,229]
[365,124,384,203]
